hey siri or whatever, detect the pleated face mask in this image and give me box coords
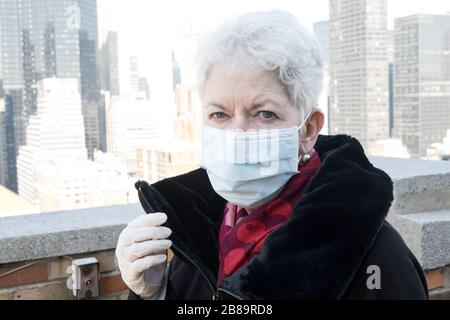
[200,113,311,209]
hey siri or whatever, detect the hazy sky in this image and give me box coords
[101,0,450,38]
[97,0,450,102]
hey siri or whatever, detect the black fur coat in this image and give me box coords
[128,134,429,300]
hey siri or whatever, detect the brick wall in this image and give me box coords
[1,184,449,301]
[0,250,129,300]
[0,248,448,300]
[426,265,450,300]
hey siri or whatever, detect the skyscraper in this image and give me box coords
[387,30,394,138]
[393,14,450,158]
[17,78,88,207]
[105,92,160,160]
[136,141,200,184]
[0,91,5,185]
[0,80,17,191]
[329,0,389,151]
[0,0,101,191]
[129,56,141,94]
[0,0,33,191]
[99,31,120,96]
[174,84,200,141]
[17,78,134,211]
[77,0,100,102]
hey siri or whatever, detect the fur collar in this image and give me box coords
[136,134,394,299]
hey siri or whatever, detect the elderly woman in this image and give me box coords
[116,10,428,300]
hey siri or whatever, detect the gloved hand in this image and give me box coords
[116,212,172,299]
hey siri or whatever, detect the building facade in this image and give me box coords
[329,0,389,151]
[0,0,101,192]
[394,14,450,158]
[17,78,87,207]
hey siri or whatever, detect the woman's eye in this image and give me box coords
[211,112,228,119]
[257,110,277,120]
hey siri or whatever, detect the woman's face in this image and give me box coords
[201,64,301,131]
[201,64,324,153]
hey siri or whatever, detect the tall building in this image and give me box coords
[17,78,88,207]
[0,0,100,124]
[77,0,100,102]
[82,100,103,158]
[0,0,35,152]
[99,31,120,96]
[174,84,200,141]
[387,30,395,138]
[97,93,108,153]
[0,0,101,191]
[0,93,5,185]
[16,78,131,211]
[0,85,6,184]
[105,91,160,176]
[136,141,200,184]
[393,14,450,158]
[105,92,160,157]
[36,150,135,212]
[129,56,141,94]
[329,0,389,151]
[0,80,17,190]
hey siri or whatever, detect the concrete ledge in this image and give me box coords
[0,203,143,264]
[370,157,450,215]
[369,157,450,271]
[394,210,450,270]
[0,157,450,272]
[369,156,450,181]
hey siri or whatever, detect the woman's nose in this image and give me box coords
[227,116,253,131]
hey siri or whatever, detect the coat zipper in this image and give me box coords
[137,184,222,300]
[217,288,244,300]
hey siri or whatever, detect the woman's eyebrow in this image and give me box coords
[207,102,228,110]
[251,98,283,109]
[206,99,283,110]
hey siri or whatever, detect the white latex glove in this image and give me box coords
[116,212,172,299]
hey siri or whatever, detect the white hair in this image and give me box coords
[196,9,324,120]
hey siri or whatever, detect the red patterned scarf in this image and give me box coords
[217,149,322,285]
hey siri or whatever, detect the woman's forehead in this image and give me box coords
[203,65,289,103]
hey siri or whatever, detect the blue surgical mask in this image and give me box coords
[200,112,312,209]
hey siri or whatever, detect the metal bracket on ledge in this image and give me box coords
[66,257,99,299]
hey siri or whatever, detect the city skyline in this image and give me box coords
[97,0,450,100]
[0,2,449,303]
[1,0,450,215]
[0,0,102,192]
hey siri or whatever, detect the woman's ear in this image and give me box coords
[300,108,324,154]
